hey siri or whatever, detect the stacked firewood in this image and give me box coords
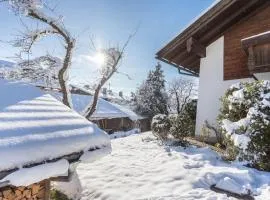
[0,180,49,200]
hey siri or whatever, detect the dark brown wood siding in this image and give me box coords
[224,4,270,80]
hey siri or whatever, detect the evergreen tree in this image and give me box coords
[134,63,168,118]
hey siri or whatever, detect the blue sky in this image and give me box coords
[0,0,214,95]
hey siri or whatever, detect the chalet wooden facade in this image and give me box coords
[93,117,151,134]
[157,0,270,137]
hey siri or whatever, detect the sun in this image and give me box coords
[92,52,106,66]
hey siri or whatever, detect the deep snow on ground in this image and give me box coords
[67,132,269,200]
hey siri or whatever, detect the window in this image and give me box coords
[241,31,270,73]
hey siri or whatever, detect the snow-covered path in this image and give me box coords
[75,132,269,200]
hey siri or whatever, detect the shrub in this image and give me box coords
[218,81,270,170]
[151,114,171,141]
[50,189,71,200]
[169,100,197,141]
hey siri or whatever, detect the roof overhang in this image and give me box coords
[0,145,109,188]
[156,0,269,76]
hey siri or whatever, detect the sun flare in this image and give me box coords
[91,52,106,66]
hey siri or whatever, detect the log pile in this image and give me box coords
[0,180,50,200]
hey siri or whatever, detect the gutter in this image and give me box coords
[156,57,199,77]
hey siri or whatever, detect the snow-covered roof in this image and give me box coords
[0,59,15,68]
[80,95,141,121]
[52,92,141,121]
[0,79,110,174]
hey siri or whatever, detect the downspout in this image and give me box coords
[252,74,258,81]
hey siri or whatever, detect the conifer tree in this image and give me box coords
[134,63,168,118]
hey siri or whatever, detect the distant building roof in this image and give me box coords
[48,84,142,121]
[55,92,142,121]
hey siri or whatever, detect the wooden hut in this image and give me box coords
[0,80,111,200]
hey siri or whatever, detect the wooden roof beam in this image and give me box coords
[200,0,262,45]
[186,37,206,58]
[180,54,199,68]
[170,50,188,63]
[188,59,200,70]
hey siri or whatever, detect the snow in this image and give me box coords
[241,30,270,41]
[0,59,15,68]
[0,79,111,172]
[52,171,83,200]
[79,146,112,163]
[70,83,131,104]
[51,91,140,121]
[109,128,140,139]
[2,159,69,187]
[215,177,249,195]
[232,89,244,99]
[222,81,270,151]
[8,0,43,15]
[222,119,251,149]
[59,132,270,200]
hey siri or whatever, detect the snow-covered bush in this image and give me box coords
[218,81,270,170]
[151,114,171,141]
[169,100,197,141]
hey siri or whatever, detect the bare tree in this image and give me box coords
[4,0,75,108]
[168,78,197,114]
[2,55,61,87]
[84,34,135,119]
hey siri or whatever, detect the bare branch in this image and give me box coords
[11,28,58,55]
[5,1,76,108]
[84,30,137,118]
[115,71,133,80]
[168,78,197,114]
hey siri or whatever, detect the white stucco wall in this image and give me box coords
[195,36,252,136]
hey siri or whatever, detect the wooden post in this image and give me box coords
[248,46,256,72]
[186,37,206,58]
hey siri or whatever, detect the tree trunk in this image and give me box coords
[85,84,102,119]
[58,40,75,108]
[28,10,75,108]
[175,91,180,114]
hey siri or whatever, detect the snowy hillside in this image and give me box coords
[0,59,15,78]
[70,84,131,106]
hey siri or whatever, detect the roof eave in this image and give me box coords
[156,0,269,74]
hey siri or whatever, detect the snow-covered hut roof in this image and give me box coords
[0,79,111,186]
[52,92,141,121]
[83,96,141,121]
